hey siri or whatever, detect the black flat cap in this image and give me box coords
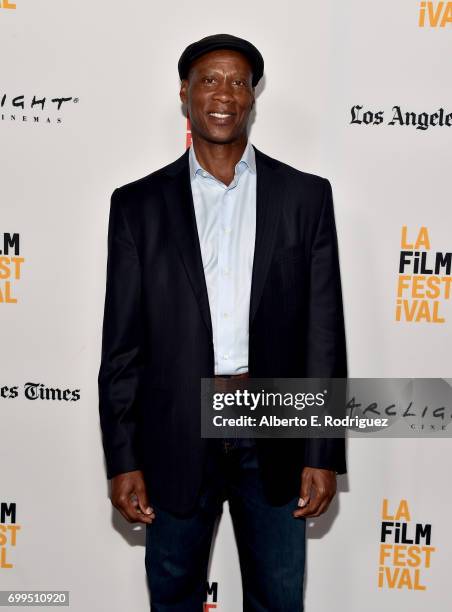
[178,33,264,87]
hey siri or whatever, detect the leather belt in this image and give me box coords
[214,372,249,379]
[214,371,249,390]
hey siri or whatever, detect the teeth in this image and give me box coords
[209,112,232,118]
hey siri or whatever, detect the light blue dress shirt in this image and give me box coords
[188,141,257,375]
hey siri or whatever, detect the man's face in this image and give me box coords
[179,49,255,144]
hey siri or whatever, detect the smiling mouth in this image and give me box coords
[208,112,235,118]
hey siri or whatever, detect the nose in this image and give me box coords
[212,77,233,102]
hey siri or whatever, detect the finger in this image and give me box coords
[294,492,333,518]
[304,495,334,518]
[135,485,154,518]
[115,494,155,524]
[298,469,313,509]
[293,484,327,518]
[130,498,156,521]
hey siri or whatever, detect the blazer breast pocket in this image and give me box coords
[272,244,305,263]
[271,245,306,292]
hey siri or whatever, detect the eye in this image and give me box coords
[202,77,216,84]
[233,80,245,86]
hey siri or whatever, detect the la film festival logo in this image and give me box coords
[0,503,20,570]
[1,93,79,125]
[0,1,16,9]
[186,116,192,148]
[0,233,24,304]
[204,582,218,610]
[379,499,435,590]
[419,2,452,26]
[396,226,451,323]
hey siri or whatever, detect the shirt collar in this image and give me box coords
[188,140,256,180]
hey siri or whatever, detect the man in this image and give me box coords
[98,33,347,611]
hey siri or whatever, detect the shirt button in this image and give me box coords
[222,312,229,319]
[222,268,230,276]
[223,227,232,234]
[223,353,230,360]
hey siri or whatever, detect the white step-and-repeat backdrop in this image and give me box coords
[1,1,451,610]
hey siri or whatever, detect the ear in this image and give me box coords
[179,79,188,105]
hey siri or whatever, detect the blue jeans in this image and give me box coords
[145,440,306,611]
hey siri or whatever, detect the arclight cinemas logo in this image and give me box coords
[0,92,79,125]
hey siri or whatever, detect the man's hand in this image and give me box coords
[111,470,155,524]
[293,467,337,518]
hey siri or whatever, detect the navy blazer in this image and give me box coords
[98,145,347,515]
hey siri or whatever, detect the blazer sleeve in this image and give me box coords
[98,188,143,479]
[304,178,347,474]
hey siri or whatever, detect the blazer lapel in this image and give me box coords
[160,144,286,341]
[161,150,213,338]
[249,145,286,326]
